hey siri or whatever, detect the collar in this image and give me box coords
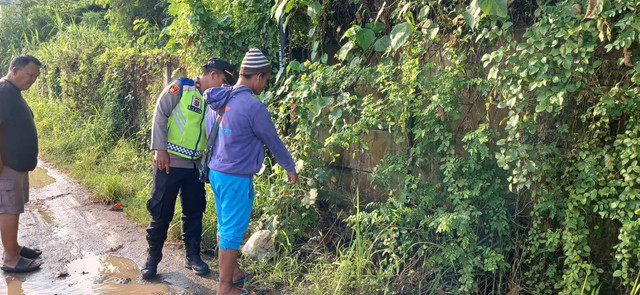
[235,84,254,95]
[1,78,19,92]
[194,77,202,92]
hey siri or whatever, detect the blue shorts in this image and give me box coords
[209,170,254,250]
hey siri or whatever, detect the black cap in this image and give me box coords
[203,57,237,85]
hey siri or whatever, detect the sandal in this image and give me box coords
[1,256,41,273]
[20,246,42,259]
[234,272,253,286]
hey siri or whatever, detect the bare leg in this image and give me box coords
[217,236,248,282]
[217,248,255,295]
[0,214,39,268]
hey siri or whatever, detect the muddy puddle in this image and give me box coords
[33,206,54,224]
[26,202,54,225]
[26,167,58,225]
[29,167,55,189]
[3,254,178,295]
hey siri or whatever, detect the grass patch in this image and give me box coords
[26,85,386,294]
[29,90,151,211]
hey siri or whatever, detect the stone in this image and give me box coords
[241,230,275,260]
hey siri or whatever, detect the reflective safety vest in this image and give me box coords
[167,78,206,160]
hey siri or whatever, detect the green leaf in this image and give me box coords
[320,53,328,64]
[374,35,391,52]
[421,19,439,40]
[274,0,287,21]
[613,270,623,277]
[287,60,300,74]
[593,60,602,68]
[285,0,296,13]
[429,26,440,40]
[350,56,361,68]
[516,43,528,51]
[418,6,430,20]
[365,22,386,34]
[310,98,328,117]
[507,114,519,127]
[398,3,411,19]
[390,22,411,51]
[356,28,376,50]
[464,0,483,28]
[307,2,322,19]
[337,41,354,60]
[329,108,343,123]
[479,0,509,18]
[488,66,499,80]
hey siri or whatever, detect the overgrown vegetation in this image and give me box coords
[3,0,640,294]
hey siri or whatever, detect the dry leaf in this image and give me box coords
[572,4,582,15]
[582,0,600,20]
[104,244,123,253]
[437,105,445,119]
[109,202,123,211]
[624,47,633,67]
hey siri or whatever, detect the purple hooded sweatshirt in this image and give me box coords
[204,85,296,178]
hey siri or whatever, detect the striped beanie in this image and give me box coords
[240,47,272,75]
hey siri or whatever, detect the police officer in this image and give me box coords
[142,58,237,280]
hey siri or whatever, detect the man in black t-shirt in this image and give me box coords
[0,55,43,273]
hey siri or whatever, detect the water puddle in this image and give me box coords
[5,277,25,295]
[3,254,178,295]
[36,206,54,224]
[29,167,55,189]
[26,204,54,225]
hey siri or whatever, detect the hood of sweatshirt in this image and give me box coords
[204,85,253,110]
[202,84,296,177]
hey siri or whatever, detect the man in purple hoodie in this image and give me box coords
[204,48,298,295]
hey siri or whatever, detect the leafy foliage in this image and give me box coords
[479,0,640,293]
[256,0,640,293]
[6,0,640,294]
[94,0,169,41]
[165,0,278,68]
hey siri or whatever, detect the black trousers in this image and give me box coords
[146,166,206,245]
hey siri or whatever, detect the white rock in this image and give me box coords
[242,230,275,260]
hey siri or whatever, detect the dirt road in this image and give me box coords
[0,160,220,295]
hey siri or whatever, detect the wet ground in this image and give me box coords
[0,160,221,295]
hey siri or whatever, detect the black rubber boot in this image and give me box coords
[141,242,163,280]
[184,239,210,275]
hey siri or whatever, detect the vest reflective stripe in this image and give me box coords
[166,78,206,160]
[172,108,185,133]
[175,105,187,126]
[168,142,201,158]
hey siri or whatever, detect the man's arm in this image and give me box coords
[251,106,298,184]
[0,120,4,175]
[151,81,183,174]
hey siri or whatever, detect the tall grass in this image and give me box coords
[26,15,169,225]
[28,90,151,201]
[240,184,404,294]
[631,271,640,295]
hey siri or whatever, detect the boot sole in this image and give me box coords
[141,256,162,280]
[185,264,210,275]
[141,270,157,280]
